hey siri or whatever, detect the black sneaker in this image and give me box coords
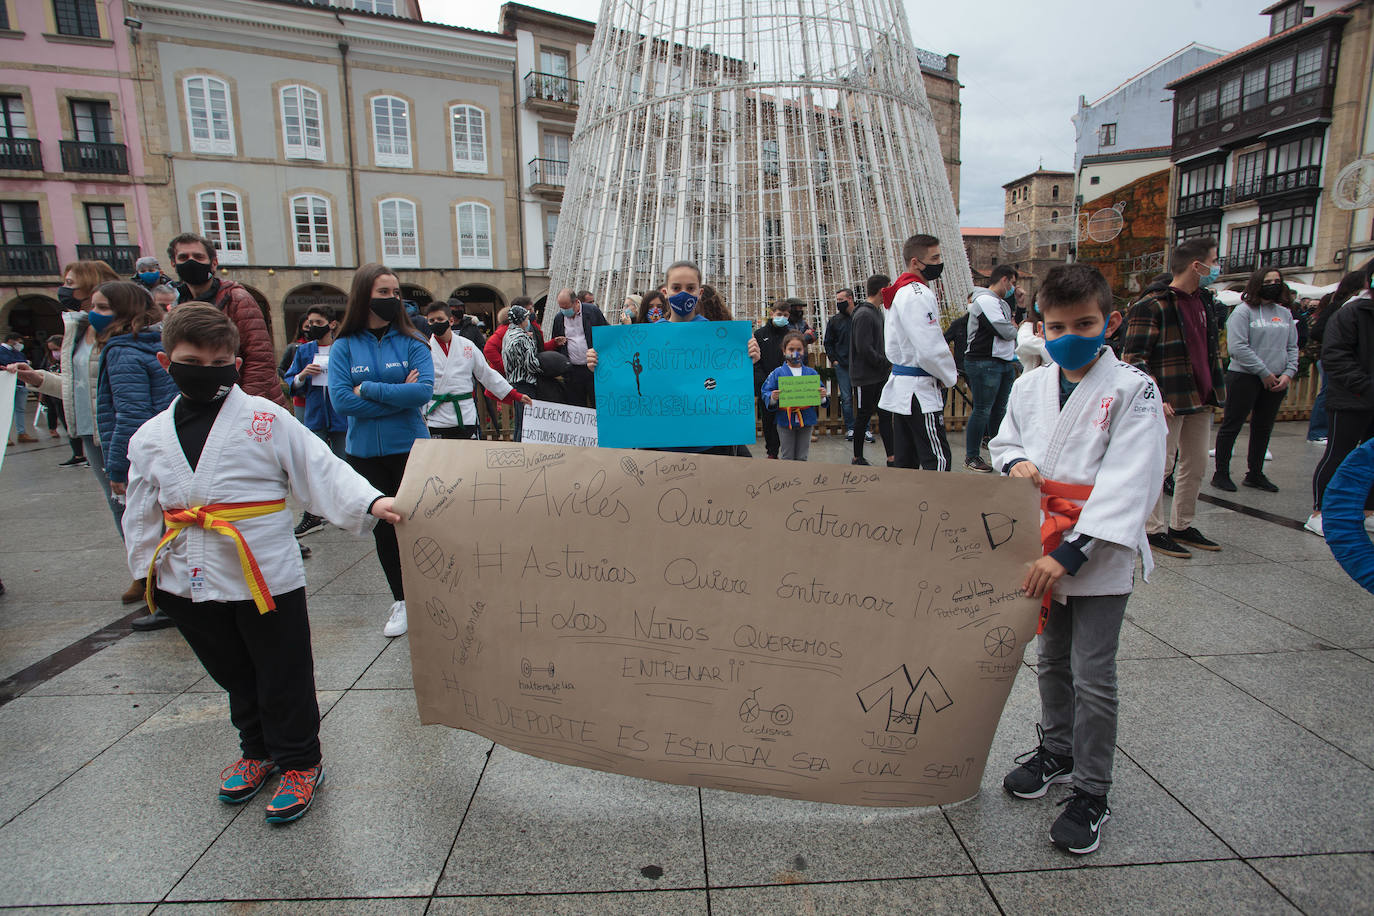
[1169,526,1221,552]
[58,455,88,468]
[964,456,994,473]
[1243,472,1279,493]
[131,610,177,632]
[1050,787,1110,854]
[851,457,871,466]
[1162,473,1175,496]
[1210,473,1237,492]
[1003,728,1074,799]
[293,513,326,537]
[299,543,312,559]
[1147,531,1191,559]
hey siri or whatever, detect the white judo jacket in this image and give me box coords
[989,350,1167,599]
[123,386,382,603]
[878,279,958,415]
[427,333,514,428]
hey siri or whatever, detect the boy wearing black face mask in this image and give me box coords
[124,304,401,824]
[168,233,286,407]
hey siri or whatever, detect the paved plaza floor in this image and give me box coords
[1,420,1371,914]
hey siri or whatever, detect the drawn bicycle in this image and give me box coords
[738,687,794,726]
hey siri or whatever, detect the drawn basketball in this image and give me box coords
[984,626,1016,658]
[704,377,717,390]
[413,537,445,578]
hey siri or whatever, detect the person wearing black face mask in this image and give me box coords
[328,265,435,638]
[1211,266,1298,493]
[167,232,286,406]
[423,301,529,441]
[284,307,348,537]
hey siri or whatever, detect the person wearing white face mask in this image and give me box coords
[1121,237,1227,561]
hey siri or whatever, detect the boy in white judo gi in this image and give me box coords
[423,300,530,439]
[989,264,1166,855]
[123,305,401,823]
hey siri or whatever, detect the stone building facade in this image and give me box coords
[1001,168,1074,301]
[130,0,522,342]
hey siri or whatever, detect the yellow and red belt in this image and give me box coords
[1036,479,1094,633]
[145,500,287,615]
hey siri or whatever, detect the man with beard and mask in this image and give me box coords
[824,288,856,440]
[447,298,488,350]
[123,303,401,824]
[788,298,818,345]
[283,306,349,537]
[169,233,286,405]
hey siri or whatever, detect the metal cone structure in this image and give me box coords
[549,0,971,323]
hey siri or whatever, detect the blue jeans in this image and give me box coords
[1307,361,1329,441]
[82,435,125,538]
[832,363,854,431]
[314,427,347,459]
[964,357,1016,459]
[10,386,28,437]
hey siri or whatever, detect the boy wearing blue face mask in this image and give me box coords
[990,264,1166,857]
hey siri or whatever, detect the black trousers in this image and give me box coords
[758,399,780,457]
[510,381,537,441]
[347,451,410,600]
[892,396,952,471]
[1313,408,1374,511]
[159,586,321,770]
[1214,371,1286,477]
[853,382,895,461]
[564,364,595,409]
[428,423,476,440]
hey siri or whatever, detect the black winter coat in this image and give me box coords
[847,301,890,387]
[753,322,790,391]
[1321,293,1374,412]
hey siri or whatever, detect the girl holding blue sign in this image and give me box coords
[761,331,827,461]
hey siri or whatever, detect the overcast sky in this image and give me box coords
[425,0,1270,227]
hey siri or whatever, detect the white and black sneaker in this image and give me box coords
[1050,787,1110,854]
[294,513,326,537]
[845,428,855,441]
[1003,728,1074,799]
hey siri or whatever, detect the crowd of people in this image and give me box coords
[1,226,1372,849]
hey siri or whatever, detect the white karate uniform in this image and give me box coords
[878,280,958,415]
[123,387,382,603]
[427,333,513,429]
[989,349,1167,599]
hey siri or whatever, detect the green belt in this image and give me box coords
[425,391,473,417]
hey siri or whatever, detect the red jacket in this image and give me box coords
[207,279,287,406]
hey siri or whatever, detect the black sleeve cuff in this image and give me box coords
[1002,457,1027,475]
[1050,537,1092,576]
[368,495,385,515]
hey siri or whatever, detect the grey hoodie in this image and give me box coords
[1225,301,1299,379]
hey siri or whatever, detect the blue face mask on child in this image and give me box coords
[86,311,115,334]
[785,351,804,364]
[1044,328,1106,371]
[668,290,698,316]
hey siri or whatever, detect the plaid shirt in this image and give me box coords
[1121,287,1225,414]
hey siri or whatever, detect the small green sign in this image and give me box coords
[777,374,823,408]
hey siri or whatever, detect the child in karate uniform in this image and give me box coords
[123,305,401,823]
[761,331,827,461]
[989,264,1166,855]
[423,300,530,439]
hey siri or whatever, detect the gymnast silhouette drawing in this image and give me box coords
[626,351,643,396]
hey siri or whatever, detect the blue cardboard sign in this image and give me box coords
[593,320,755,448]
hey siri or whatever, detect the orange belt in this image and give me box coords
[1037,479,1094,633]
[784,406,805,428]
[145,499,287,615]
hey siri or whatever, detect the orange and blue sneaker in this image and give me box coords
[265,764,324,824]
[219,757,276,804]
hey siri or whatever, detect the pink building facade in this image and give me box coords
[0,0,157,343]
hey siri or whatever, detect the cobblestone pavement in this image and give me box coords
[1,421,1370,914]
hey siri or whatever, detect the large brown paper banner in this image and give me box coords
[397,440,1043,806]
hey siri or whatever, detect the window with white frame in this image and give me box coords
[291,194,334,266]
[336,0,396,12]
[456,202,492,268]
[196,189,246,264]
[450,105,487,173]
[371,96,411,168]
[379,198,419,268]
[184,76,235,155]
[280,85,324,161]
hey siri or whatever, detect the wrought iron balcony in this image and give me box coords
[1258,245,1311,269]
[1262,165,1321,196]
[1224,254,1258,275]
[1176,188,1224,215]
[0,137,42,170]
[59,140,128,174]
[1226,178,1264,205]
[528,157,569,189]
[524,71,582,107]
[77,244,141,274]
[0,244,61,276]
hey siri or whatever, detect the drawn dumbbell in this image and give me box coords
[521,657,556,678]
